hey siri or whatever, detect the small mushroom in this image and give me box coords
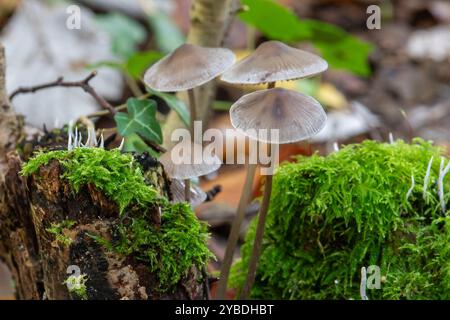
[232,88,326,299]
[221,40,328,87]
[159,140,221,202]
[230,88,327,144]
[144,43,235,140]
[216,41,328,299]
[170,179,207,208]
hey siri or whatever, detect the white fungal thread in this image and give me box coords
[99,133,104,149]
[86,129,91,147]
[333,142,339,152]
[68,121,74,151]
[360,267,368,300]
[406,174,415,201]
[118,138,125,151]
[90,127,97,147]
[68,126,102,150]
[423,156,433,199]
[74,127,78,149]
[78,132,83,147]
[388,132,394,144]
[438,158,450,214]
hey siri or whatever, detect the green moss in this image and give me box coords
[22,147,213,293]
[112,203,214,291]
[230,139,450,300]
[64,274,88,300]
[21,148,160,213]
[46,220,76,246]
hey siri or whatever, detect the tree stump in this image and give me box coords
[0,150,208,300]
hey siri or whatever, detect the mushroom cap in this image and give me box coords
[221,41,328,85]
[144,43,236,92]
[230,88,327,144]
[159,140,222,179]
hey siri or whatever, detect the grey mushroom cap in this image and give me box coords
[144,43,236,92]
[229,88,327,144]
[221,40,328,85]
[159,140,222,180]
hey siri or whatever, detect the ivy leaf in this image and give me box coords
[147,89,190,127]
[114,98,162,144]
[238,0,374,76]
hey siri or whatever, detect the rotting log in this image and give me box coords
[0,149,207,300]
[0,41,208,299]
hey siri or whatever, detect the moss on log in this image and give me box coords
[0,147,212,300]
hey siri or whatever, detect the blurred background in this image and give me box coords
[1,0,450,299]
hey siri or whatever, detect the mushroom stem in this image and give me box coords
[216,162,257,299]
[185,179,191,202]
[268,82,276,89]
[240,144,274,299]
[187,88,197,142]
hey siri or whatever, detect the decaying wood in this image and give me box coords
[0,44,23,171]
[0,151,206,300]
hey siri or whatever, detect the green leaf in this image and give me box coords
[123,133,160,158]
[115,98,162,144]
[238,0,374,76]
[239,0,311,41]
[147,89,190,127]
[125,51,163,79]
[148,13,185,54]
[96,13,146,59]
[298,19,374,77]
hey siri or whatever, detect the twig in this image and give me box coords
[9,71,117,115]
[141,137,167,153]
[85,93,151,119]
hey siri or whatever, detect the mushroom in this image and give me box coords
[170,178,207,208]
[144,43,236,141]
[221,40,328,88]
[216,41,328,299]
[159,139,221,202]
[233,88,326,299]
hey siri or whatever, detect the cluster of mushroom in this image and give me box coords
[217,41,328,299]
[143,41,328,299]
[144,44,234,203]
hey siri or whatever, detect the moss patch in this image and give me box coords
[46,220,76,246]
[112,203,214,290]
[230,139,450,299]
[21,148,159,213]
[22,147,212,293]
[64,273,88,300]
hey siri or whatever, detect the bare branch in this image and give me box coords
[9,71,117,116]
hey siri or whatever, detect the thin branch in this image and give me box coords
[85,93,151,119]
[9,71,117,115]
